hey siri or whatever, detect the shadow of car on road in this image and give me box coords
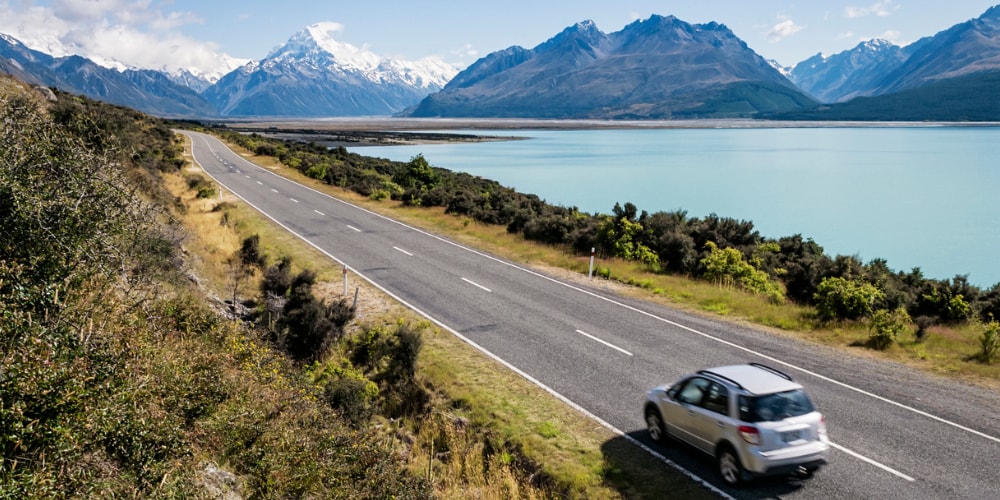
[601,430,813,499]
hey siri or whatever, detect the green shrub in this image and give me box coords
[814,277,884,322]
[186,173,216,198]
[347,322,428,417]
[323,371,379,426]
[868,307,911,350]
[278,270,356,362]
[977,320,1000,364]
[701,241,785,303]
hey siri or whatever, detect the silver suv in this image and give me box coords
[644,363,829,486]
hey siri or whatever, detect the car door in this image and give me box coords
[662,377,711,448]
[687,381,731,454]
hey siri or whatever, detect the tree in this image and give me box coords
[393,154,439,190]
[227,235,265,316]
[596,202,659,266]
[813,277,884,322]
[645,210,697,273]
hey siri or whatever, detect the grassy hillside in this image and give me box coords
[0,76,438,497]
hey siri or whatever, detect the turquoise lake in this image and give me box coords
[350,126,1000,288]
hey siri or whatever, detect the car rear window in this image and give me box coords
[738,390,815,422]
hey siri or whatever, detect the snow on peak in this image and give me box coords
[303,22,381,71]
[267,22,457,88]
[1,33,20,46]
[861,38,894,50]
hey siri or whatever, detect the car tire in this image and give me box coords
[717,445,745,487]
[644,406,668,444]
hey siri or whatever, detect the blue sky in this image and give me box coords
[1,0,997,76]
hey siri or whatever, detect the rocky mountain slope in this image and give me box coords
[407,16,815,119]
[788,5,1000,106]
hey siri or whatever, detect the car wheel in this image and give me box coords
[645,406,668,444]
[717,445,745,487]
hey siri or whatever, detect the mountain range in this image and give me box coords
[2,6,999,121]
[406,16,815,119]
[788,5,1000,105]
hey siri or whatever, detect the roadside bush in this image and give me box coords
[914,315,935,342]
[239,234,267,270]
[186,173,216,198]
[814,277,884,322]
[912,278,975,323]
[868,307,911,350]
[976,320,1000,364]
[701,242,784,302]
[322,368,379,427]
[347,322,429,417]
[261,256,294,297]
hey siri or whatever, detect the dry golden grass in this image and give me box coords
[164,167,239,299]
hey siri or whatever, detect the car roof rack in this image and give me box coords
[697,369,745,391]
[749,362,793,381]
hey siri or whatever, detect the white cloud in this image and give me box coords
[0,0,243,78]
[51,0,135,22]
[451,43,478,58]
[845,1,898,18]
[445,43,479,68]
[767,18,804,43]
[876,29,903,44]
[838,31,856,40]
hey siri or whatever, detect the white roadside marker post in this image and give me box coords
[588,247,595,278]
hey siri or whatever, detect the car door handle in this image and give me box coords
[717,421,726,428]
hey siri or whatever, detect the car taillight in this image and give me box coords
[738,425,760,445]
[819,415,827,437]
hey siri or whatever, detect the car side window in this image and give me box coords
[676,377,710,405]
[703,382,729,416]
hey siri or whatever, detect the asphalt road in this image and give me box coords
[182,130,1000,499]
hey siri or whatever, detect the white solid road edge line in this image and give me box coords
[576,329,633,356]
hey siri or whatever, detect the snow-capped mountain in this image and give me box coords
[0,32,215,116]
[203,22,457,116]
[166,68,215,93]
[789,39,907,103]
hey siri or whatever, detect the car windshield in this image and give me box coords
[739,390,815,422]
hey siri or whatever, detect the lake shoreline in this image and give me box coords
[216,117,999,146]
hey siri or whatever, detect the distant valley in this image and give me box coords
[2,5,999,121]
